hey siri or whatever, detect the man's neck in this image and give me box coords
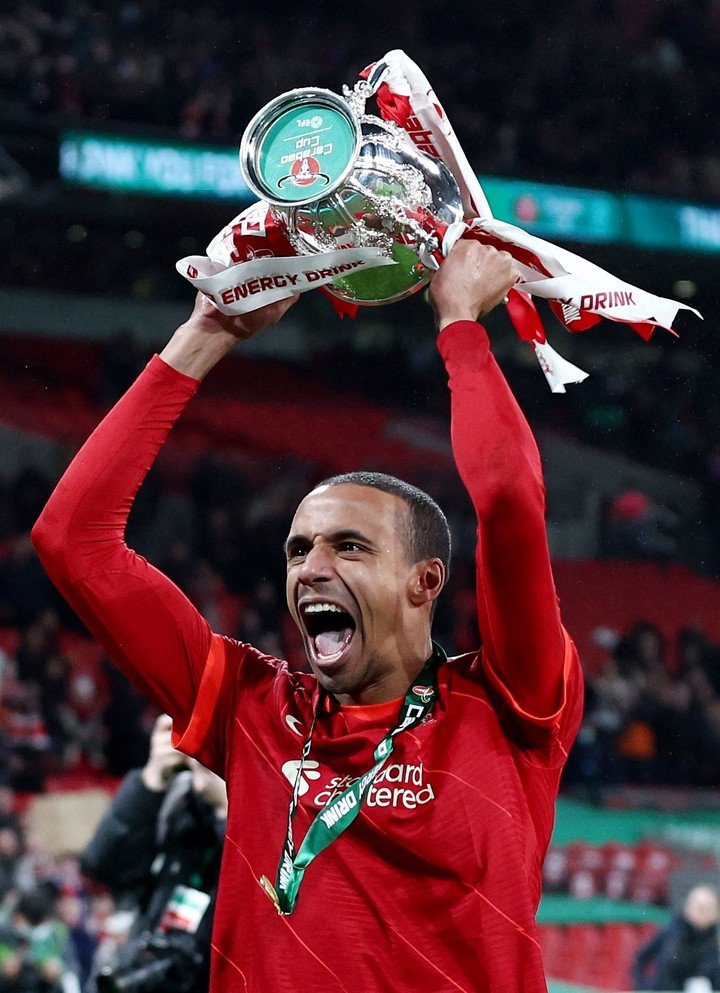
[332,646,433,707]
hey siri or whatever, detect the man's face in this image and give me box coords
[286,484,420,702]
[684,886,720,930]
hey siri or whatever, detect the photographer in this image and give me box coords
[81,715,226,993]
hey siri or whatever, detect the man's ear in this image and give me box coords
[407,558,446,608]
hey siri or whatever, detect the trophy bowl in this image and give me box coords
[239,87,463,306]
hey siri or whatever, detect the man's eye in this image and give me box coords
[339,542,363,553]
[287,546,308,560]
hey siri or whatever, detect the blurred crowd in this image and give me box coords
[514,343,720,574]
[0,789,122,992]
[1,0,720,200]
[568,620,720,790]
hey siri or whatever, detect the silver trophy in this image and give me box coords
[239,80,463,306]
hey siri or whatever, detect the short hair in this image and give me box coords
[16,884,58,926]
[316,471,451,574]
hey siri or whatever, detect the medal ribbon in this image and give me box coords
[261,645,444,915]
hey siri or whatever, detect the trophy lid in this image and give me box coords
[239,88,361,208]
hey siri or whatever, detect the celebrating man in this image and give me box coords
[33,241,583,992]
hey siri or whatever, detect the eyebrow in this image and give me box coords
[284,529,376,555]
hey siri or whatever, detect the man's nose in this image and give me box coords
[297,545,334,585]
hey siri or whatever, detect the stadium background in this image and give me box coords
[1,0,720,988]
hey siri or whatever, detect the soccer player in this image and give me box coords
[32,241,583,993]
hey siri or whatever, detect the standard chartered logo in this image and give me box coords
[281,759,321,796]
[281,760,435,810]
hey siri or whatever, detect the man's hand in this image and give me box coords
[141,713,185,792]
[161,290,299,380]
[187,757,228,819]
[184,290,299,342]
[428,241,518,333]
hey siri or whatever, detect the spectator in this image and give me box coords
[633,884,720,990]
[0,672,51,792]
[0,882,81,993]
[56,891,98,991]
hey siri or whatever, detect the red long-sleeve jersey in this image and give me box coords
[33,320,582,993]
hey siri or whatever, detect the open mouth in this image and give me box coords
[300,602,357,663]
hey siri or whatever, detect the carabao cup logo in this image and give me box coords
[278,157,330,190]
[412,685,434,704]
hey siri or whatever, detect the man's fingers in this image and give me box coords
[429,240,520,328]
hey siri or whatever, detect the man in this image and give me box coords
[81,713,227,993]
[32,242,583,992]
[632,884,720,990]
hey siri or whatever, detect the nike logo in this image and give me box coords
[285,714,303,736]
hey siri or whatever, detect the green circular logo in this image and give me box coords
[256,103,358,204]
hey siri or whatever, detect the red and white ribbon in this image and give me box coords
[364,49,701,391]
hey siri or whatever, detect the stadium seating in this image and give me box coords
[540,922,658,990]
[544,840,689,905]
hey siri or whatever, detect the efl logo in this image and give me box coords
[297,115,323,130]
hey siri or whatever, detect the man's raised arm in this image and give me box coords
[429,242,567,721]
[31,292,297,726]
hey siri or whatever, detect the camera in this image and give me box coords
[96,929,205,993]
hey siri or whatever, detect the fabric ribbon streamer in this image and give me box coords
[177,50,701,392]
[177,199,395,315]
[364,49,701,391]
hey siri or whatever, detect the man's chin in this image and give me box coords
[305,630,357,674]
[305,641,363,695]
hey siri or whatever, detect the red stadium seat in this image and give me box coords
[540,921,664,991]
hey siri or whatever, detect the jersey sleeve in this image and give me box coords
[31,356,222,744]
[438,320,574,727]
[169,631,296,776]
